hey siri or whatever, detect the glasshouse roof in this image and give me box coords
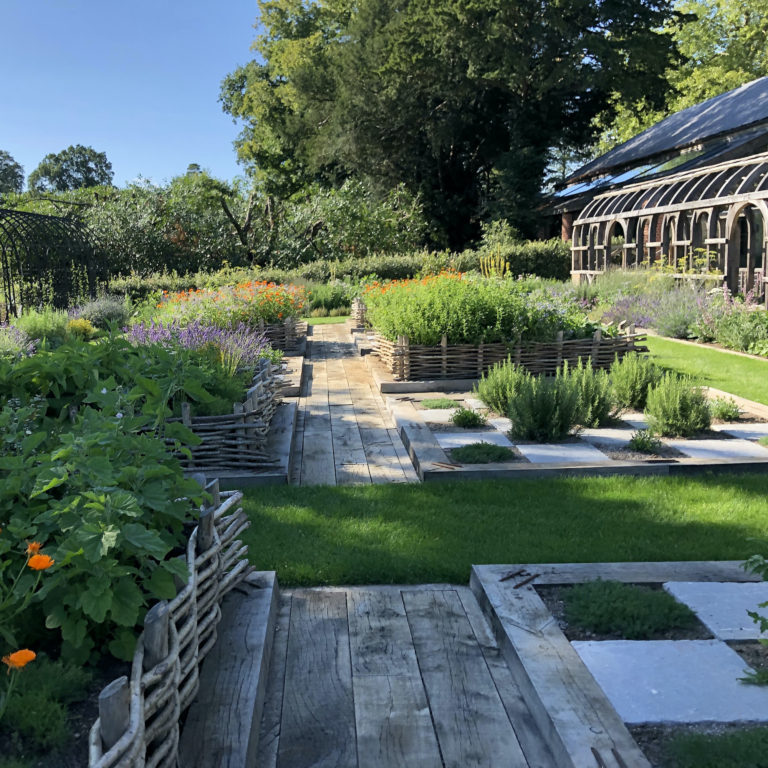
[568,77,768,184]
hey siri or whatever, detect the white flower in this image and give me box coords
[115,412,123,419]
[101,388,107,394]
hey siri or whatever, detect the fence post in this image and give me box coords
[441,334,448,378]
[556,330,564,370]
[477,341,484,378]
[143,601,170,671]
[197,507,215,554]
[99,676,130,751]
[591,328,603,367]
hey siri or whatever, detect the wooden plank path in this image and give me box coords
[292,323,418,486]
[256,586,555,768]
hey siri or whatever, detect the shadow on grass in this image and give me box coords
[240,474,768,586]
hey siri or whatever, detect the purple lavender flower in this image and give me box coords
[125,319,271,373]
[0,324,36,357]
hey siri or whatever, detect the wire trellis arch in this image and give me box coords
[0,208,105,319]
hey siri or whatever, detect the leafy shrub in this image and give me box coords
[572,359,616,428]
[1,656,91,750]
[450,442,518,463]
[715,304,768,355]
[709,397,741,421]
[450,407,486,428]
[760,436,768,448]
[610,353,662,411]
[507,366,582,441]
[421,398,461,409]
[475,359,527,414]
[11,308,69,344]
[66,317,96,339]
[627,429,663,454]
[652,286,702,338]
[563,580,698,639]
[0,326,33,358]
[470,237,571,281]
[75,294,131,329]
[644,373,711,437]
[665,727,768,768]
[363,273,598,345]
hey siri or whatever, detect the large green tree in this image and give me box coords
[28,144,114,192]
[0,150,24,193]
[222,0,677,246]
[595,0,768,153]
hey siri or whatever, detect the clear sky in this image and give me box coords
[1,0,259,188]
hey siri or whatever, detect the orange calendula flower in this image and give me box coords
[27,554,54,571]
[25,541,42,555]
[2,649,36,670]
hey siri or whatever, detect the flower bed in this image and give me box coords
[153,281,307,351]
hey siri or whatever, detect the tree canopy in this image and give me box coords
[28,144,114,192]
[0,150,24,194]
[221,0,677,247]
[595,0,768,154]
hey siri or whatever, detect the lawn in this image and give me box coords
[241,474,768,585]
[644,336,768,405]
[304,315,350,325]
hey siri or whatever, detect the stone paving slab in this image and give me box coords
[664,437,768,461]
[516,442,609,464]
[712,422,768,441]
[580,426,637,450]
[489,416,513,433]
[435,432,515,450]
[664,582,768,640]
[420,409,460,424]
[573,640,768,724]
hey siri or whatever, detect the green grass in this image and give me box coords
[665,726,768,768]
[420,397,461,409]
[304,315,350,325]
[644,336,768,405]
[242,474,768,585]
[450,443,518,463]
[759,436,768,448]
[563,580,698,639]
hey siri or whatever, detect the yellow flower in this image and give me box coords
[25,541,42,555]
[27,554,54,571]
[2,649,36,670]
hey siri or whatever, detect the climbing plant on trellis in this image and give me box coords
[0,208,105,319]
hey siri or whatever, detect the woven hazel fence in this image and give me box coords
[260,316,307,351]
[165,358,282,472]
[373,328,646,380]
[351,297,368,329]
[89,478,250,768]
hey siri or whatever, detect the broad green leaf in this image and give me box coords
[164,421,202,446]
[30,466,68,498]
[147,567,177,600]
[121,524,170,560]
[80,584,112,623]
[110,578,144,626]
[109,628,138,661]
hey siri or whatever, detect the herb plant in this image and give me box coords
[645,373,711,437]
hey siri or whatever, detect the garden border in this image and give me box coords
[370,329,645,384]
[88,479,277,768]
[470,561,760,768]
[387,396,768,482]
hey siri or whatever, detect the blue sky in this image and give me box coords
[1,1,259,187]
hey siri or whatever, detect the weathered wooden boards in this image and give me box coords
[258,586,548,768]
[294,323,417,485]
[471,566,652,768]
[179,572,279,767]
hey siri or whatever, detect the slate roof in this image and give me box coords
[568,77,768,183]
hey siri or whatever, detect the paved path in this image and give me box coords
[256,585,553,768]
[292,323,418,486]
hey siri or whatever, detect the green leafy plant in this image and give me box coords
[610,353,662,411]
[507,365,582,442]
[75,294,131,329]
[475,359,527,415]
[760,436,768,448]
[421,398,461,409]
[65,317,96,339]
[572,359,616,427]
[665,727,768,768]
[645,373,711,437]
[563,579,698,639]
[627,429,663,454]
[450,442,518,463]
[450,407,486,428]
[708,396,741,421]
[11,308,70,346]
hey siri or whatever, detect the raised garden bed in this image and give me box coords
[373,329,646,381]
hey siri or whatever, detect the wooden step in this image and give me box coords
[178,571,279,768]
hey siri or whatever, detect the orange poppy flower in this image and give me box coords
[25,541,42,555]
[27,554,54,571]
[2,649,36,670]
